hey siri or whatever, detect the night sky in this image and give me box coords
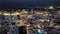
[0,0,60,8]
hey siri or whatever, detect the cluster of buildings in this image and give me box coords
[0,9,60,34]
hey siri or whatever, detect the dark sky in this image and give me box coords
[0,0,60,8]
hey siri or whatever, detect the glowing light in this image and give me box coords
[41,20,44,22]
[26,25,30,27]
[27,15,32,18]
[11,12,20,15]
[49,6,53,9]
[47,20,50,22]
[15,12,20,15]
[43,14,48,17]
[37,24,41,28]
[17,20,24,26]
[3,13,10,15]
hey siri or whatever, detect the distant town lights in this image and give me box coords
[24,11,28,13]
[49,6,53,9]
[15,12,20,15]
[4,13,10,15]
[26,25,30,27]
[47,20,50,22]
[41,20,44,22]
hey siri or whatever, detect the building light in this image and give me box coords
[47,20,50,22]
[49,6,53,9]
[26,25,30,27]
[3,13,10,15]
[15,12,20,15]
[41,20,44,22]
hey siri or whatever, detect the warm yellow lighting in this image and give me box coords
[15,12,20,15]
[3,13,10,15]
[26,25,30,27]
[17,20,24,26]
[47,20,50,22]
[37,24,41,28]
[43,12,49,16]
[27,15,32,18]
[43,13,48,17]
[10,12,21,15]
[46,14,48,16]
